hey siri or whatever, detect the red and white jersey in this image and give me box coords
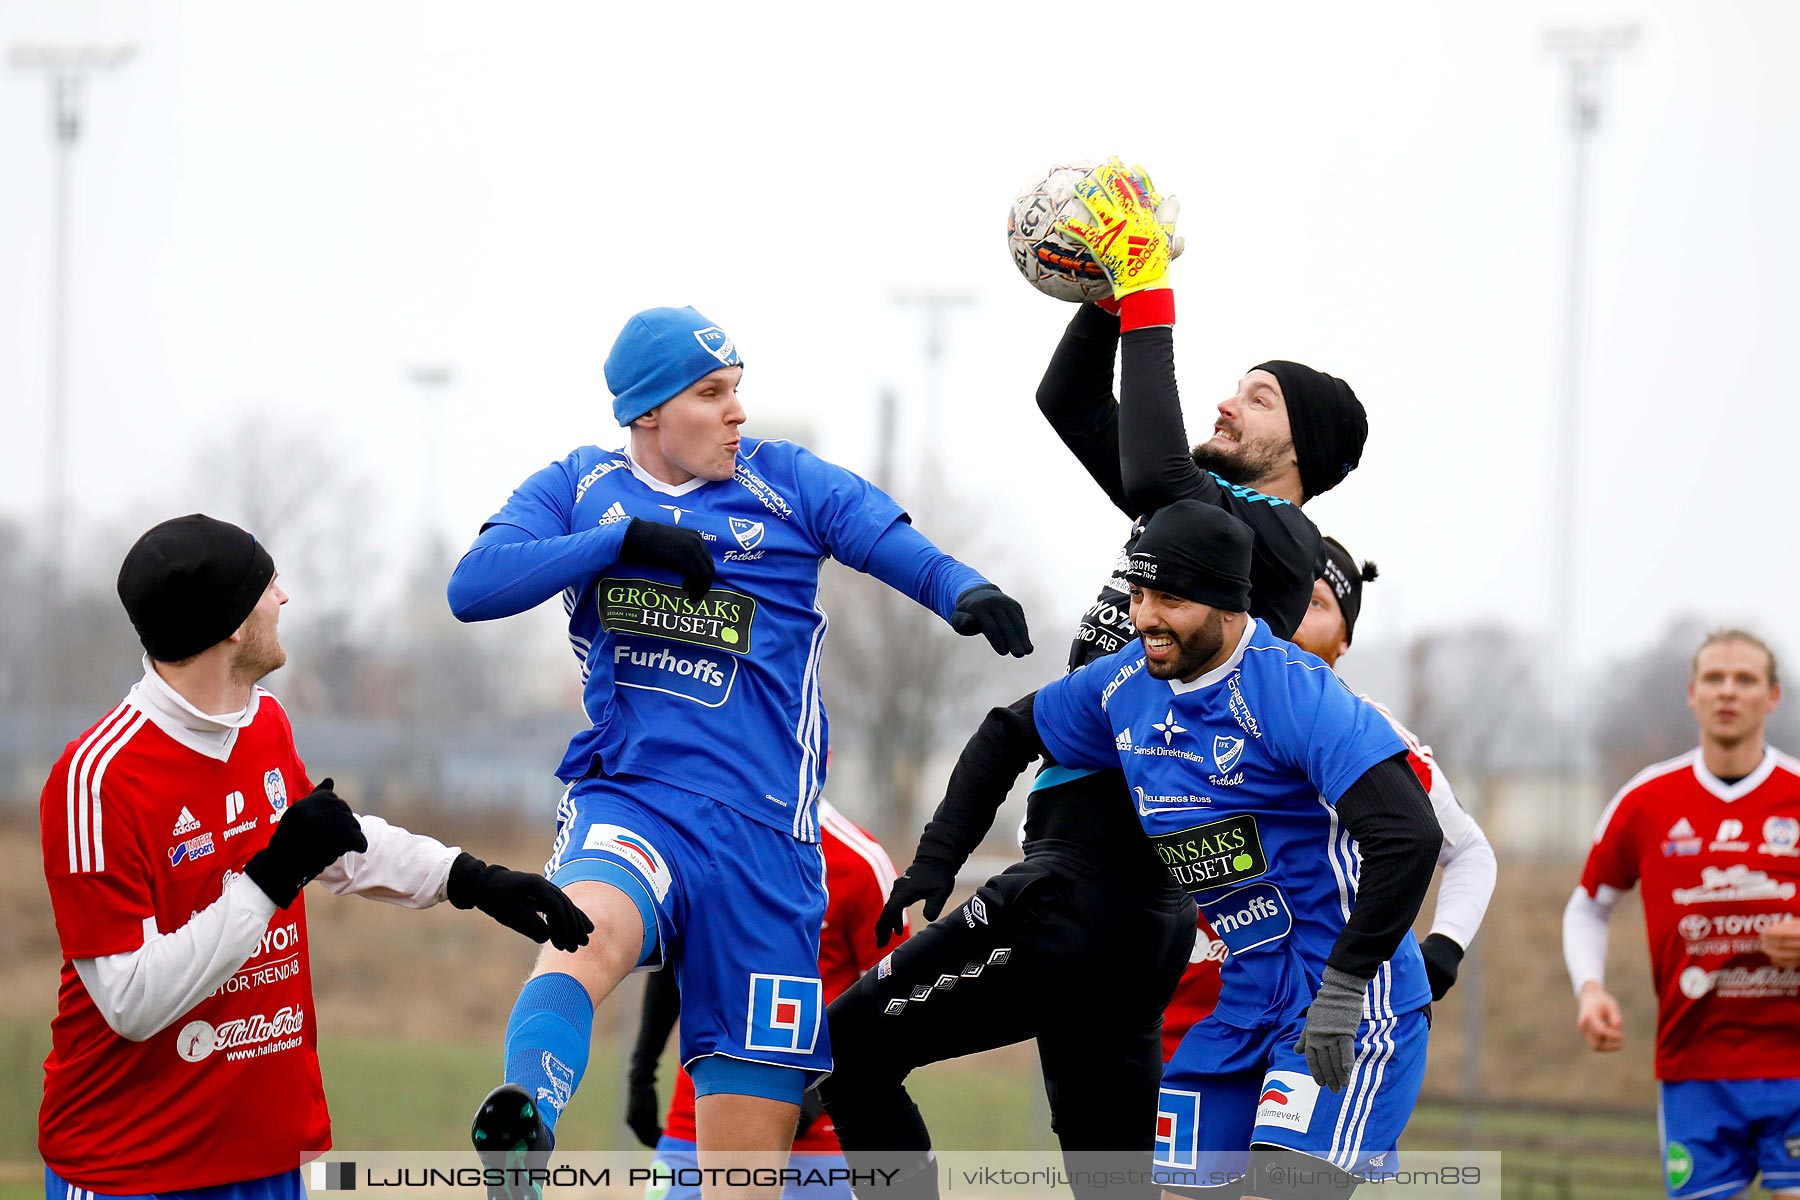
[1161,912,1226,1063]
[1579,748,1800,1081]
[39,690,328,1192]
[664,800,906,1150]
[1161,698,1473,1060]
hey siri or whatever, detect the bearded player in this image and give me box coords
[1564,629,1800,1200]
[875,501,1443,1198]
[823,160,1369,1199]
[1161,537,1499,1058]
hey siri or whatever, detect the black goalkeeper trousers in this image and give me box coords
[821,836,1195,1199]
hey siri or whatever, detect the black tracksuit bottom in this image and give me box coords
[820,769,1196,1199]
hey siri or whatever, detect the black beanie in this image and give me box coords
[117,514,276,662]
[1254,360,1366,500]
[1122,499,1253,611]
[1318,535,1378,645]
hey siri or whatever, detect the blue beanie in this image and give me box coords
[606,306,743,426]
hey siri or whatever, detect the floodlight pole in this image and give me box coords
[406,364,456,557]
[890,289,976,475]
[9,43,136,605]
[1543,27,1637,774]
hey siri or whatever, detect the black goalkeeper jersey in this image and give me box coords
[1027,303,1323,850]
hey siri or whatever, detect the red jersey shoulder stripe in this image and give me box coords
[66,701,148,874]
[1591,750,1694,844]
[64,701,127,872]
[819,803,898,894]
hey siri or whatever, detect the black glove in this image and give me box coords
[951,584,1033,657]
[625,1078,663,1148]
[796,1086,825,1139]
[447,853,594,953]
[621,517,714,601]
[876,857,957,946]
[245,778,368,908]
[1420,932,1465,1000]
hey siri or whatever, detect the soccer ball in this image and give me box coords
[1006,161,1110,303]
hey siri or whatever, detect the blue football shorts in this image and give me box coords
[44,1168,302,1200]
[544,771,830,1085]
[1659,1076,1800,1198]
[1155,1004,1430,1193]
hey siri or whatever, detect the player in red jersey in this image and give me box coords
[625,799,908,1199]
[1565,628,1800,1200]
[39,515,591,1200]
[1159,537,1497,1062]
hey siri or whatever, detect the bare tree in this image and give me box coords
[191,418,384,636]
[818,461,1047,846]
[1403,623,1556,791]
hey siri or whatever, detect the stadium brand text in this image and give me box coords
[573,458,627,503]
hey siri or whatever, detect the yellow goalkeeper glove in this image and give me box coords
[1057,157,1172,300]
[1129,163,1185,260]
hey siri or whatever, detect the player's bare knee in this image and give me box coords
[528,879,645,1000]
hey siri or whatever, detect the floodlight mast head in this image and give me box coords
[1543,26,1642,134]
[9,43,138,72]
[9,42,137,144]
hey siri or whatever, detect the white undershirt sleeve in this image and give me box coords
[74,872,278,1042]
[313,814,459,908]
[1562,883,1622,995]
[76,817,460,1043]
[1426,768,1497,948]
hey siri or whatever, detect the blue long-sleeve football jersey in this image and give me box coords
[1032,618,1430,1026]
[465,437,986,842]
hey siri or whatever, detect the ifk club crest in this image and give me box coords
[729,517,764,551]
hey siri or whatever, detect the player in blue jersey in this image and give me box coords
[824,161,1372,1200]
[446,306,1033,1199]
[885,500,1441,1199]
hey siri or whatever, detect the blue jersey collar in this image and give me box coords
[622,443,712,498]
[1165,617,1257,695]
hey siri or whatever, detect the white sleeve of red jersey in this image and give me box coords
[1425,766,1497,949]
[1561,883,1622,995]
[313,814,458,908]
[1367,699,1498,950]
[73,872,279,1042]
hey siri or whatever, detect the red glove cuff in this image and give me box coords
[1091,296,1123,317]
[1119,288,1175,332]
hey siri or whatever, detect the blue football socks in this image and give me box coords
[502,972,595,1133]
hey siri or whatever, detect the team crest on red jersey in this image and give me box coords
[264,768,288,815]
[1761,816,1799,857]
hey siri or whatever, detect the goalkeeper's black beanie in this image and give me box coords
[1318,535,1379,645]
[1122,499,1253,612]
[117,514,276,662]
[1254,360,1366,500]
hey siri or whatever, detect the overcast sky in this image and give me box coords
[3,0,1797,680]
